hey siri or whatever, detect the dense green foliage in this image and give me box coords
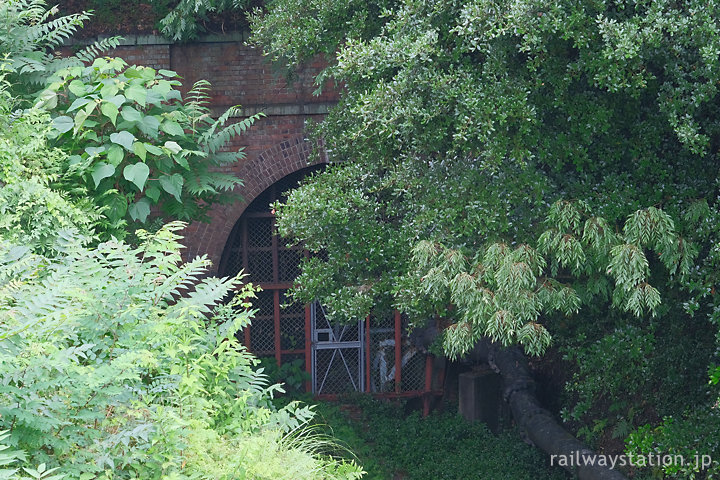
[0,0,120,93]
[311,397,568,480]
[245,0,720,476]
[0,2,364,478]
[38,57,260,237]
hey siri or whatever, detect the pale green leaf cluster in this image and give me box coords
[38,57,262,236]
[0,223,362,479]
[401,201,693,358]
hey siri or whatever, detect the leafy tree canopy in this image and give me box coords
[246,0,720,474]
[246,0,718,352]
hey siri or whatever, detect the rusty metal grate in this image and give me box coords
[247,218,273,248]
[279,248,303,282]
[247,251,274,283]
[250,317,274,353]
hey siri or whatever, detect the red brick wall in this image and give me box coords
[81,35,338,273]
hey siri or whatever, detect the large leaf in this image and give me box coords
[133,142,147,161]
[144,143,163,155]
[102,192,127,222]
[159,174,184,202]
[68,79,87,96]
[161,120,184,137]
[101,102,119,125]
[105,94,127,108]
[128,198,152,222]
[145,184,161,202]
[164,141,182,154]
[125,84,147,107]
[51,116,74,134]
[110,131,136,151]
[120,106,143,123]
[123,162,150,191]
[68,97,93,112]
[100,81,119,99]
[91,162,115,188]
[107,144,124,166]
[139,115,161,138]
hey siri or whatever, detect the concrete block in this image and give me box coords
[458,367,502,433]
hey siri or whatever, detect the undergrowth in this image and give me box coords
[304,395,570,480]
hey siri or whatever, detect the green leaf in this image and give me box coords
[123,162,150,191]
[159,69,177,77]
[125,84,147,106]
[145,184,161,202]
[139,115,161,138]
[133,142,147,161]
[129,198,152,222]
[101,101,119,125]
[51,116,74,133]
[124,66,142,78]
[107,144,124,166]
[120,106,143,123]
[106,94,127,108]
[110,131,136,151]
[161,120,184,137]
[100,81,119,99]
[173,153,189,169]
[91,162,115,188]
[144,143,163,155]
[85,146,105,157]
[159,174,184,202]
[68,79,87,96]
[164,140,182,154]
[68,97,93,112]
[102,192,127,222]
[152,80,173,98]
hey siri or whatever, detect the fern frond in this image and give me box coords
[201,113,263,154]
[74,36,123,63]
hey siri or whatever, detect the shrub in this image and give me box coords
[0,223,362,479]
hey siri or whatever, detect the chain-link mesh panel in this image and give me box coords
[224,248,243,278]
[366,314,428,393]
[247,218,273,248]
[247,251,273,283]
[278,248,303,282]
[249,290,274,354]
[400,314,425,392]
[368,314,396,393]
[280,295,305,351]
[250,317,274,354]
[254,290,274,318]
[315,348,362,395]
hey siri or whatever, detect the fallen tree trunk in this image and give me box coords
[469,339,628,480]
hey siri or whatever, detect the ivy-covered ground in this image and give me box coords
[304,396,570,480]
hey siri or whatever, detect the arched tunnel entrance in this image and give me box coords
[218,166,442,401]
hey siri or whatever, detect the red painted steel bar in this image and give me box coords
[394,310,402,393]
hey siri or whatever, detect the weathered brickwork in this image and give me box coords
[76,34,338,272]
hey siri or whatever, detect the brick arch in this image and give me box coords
[182,135,327,275]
